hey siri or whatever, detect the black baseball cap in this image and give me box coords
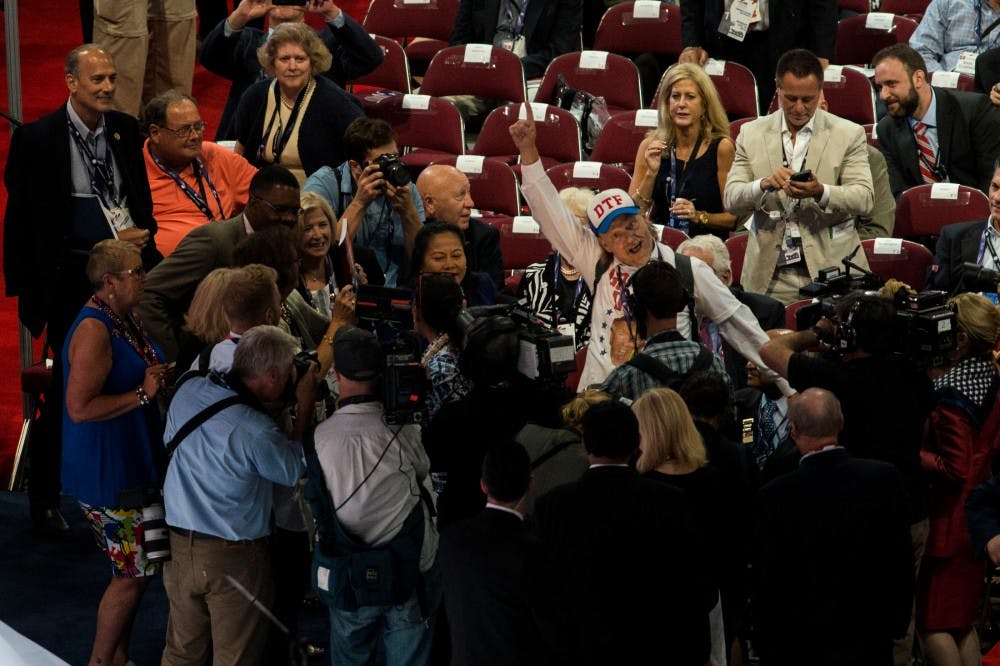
[333,326,384,381]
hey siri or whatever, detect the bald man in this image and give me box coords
[416,164,505,290]
[753,388,913,666]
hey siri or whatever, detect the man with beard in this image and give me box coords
[873,44,1000,199]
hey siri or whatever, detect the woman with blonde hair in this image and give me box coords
[183,268,235,346]
[632,386,727,666]
[233,21,363,185]
[630,63,737,239]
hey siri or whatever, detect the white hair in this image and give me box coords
[677,235,731,280]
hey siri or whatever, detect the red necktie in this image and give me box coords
[913,121,938,184]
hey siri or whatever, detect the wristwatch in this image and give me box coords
[697,211,709,225]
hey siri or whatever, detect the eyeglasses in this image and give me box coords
[114,267,146,280]
[253,196,301,218]
[157,121,207,138]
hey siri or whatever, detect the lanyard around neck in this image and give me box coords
[148,144,224,220]
[258,79,310,165]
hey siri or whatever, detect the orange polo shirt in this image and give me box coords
[144,140,258,256]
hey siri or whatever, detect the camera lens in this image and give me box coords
[142,489,171,563]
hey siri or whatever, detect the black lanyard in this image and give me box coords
[667,135,703,205]
[67,117,121,207]
[148,144,224,221]
[780,133,808,172]
[257,79,310,165]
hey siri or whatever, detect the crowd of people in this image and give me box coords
[6,0,1000,665]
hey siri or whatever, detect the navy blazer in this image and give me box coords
[929,219,989,292]
[450,0,582,79]
[3,106,159,339]
[753,448,914,665]
[199,15,382,140]
[876,87,1000,199]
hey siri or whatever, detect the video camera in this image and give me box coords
[354,284,426,425]
[457,304,577,387]
[961,262,1000,294]
[794,247,956,368]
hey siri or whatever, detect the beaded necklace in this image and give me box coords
[421,333,451,368]
[90,294,160,366]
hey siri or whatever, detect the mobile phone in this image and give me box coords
[789,169,813,182]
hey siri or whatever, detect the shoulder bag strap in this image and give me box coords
[164,395,247,458]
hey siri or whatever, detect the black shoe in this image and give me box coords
[31,508,70,535]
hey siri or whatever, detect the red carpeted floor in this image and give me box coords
[0,0,368,482]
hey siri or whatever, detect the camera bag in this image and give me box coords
[301,428,430,613]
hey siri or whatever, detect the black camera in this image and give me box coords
[893,289,957,368]
[355,285,426,425]
[374,153,411,189]
[457,304,577,386]
[961,262,1000,293]
[119,486,171,563]
[292,350,331,402]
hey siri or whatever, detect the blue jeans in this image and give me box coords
[328,560,442,666]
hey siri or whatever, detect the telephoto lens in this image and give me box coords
[142,488,171,563]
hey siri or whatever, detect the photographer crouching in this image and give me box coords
[758,290,935,664]
[161,325,317,665]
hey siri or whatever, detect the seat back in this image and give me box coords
[348,35,411,99]
[834,14,918,66]
[894,184,991,239]
[473,103,582,165]
[725,233,749,286]
[419,44,527,103]
[592,1,683,61]
[880,0,931,19]
[651,61,759,120]
[365,94,465,159]
[362,0,457,42]
[430,155,521,217]
[545,161,632,193]
[659,226,690,250]
[861,238,933,291]
[499,222,553,271]
[588,109,658,169]
[930,71,976,92]
[728,116,755,143]
[535,51,643,113]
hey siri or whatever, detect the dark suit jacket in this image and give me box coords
[136,215,249,361]
[767,0,838,63]
[439,508,561,666]
[3,106,159,340]
[466,218,505,290]
[753,448,913,666]
[929,219,989,292]
[199,15,383,140]
[450,0,582,79]
[974,46,1000,95]
[532,466,714,666]
[876,87,1000,199]
[723,285,785,389]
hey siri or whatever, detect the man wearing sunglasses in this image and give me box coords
[143,90,258,257]
[138,165,302,361]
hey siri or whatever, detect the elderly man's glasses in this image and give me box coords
[157,121,207,138]
[253,196,301,218]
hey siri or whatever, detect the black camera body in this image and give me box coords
[458,304,577,386]
[374,153,411,189]
[355,285,426,425]
[961,262,1000,294]
[795,265,883,330]
[292,349,331,403]
[893,289,957,369]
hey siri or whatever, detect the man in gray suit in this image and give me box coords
[137,165,300,360]
[725,49,874,305]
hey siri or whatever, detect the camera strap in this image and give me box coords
[164,394,250,459]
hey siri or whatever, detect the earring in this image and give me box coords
[108,293,116,301]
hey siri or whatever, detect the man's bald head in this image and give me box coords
[788,388,844,453]
[416,164,474,230]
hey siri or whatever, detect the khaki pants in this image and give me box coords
[161,531,274,666]
[93,0,197,118]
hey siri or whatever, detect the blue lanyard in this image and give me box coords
[504,0,530,36]
[977,224,1000,266]
[148,144,224,221]
[666,136,702,231]
[67,117,121,207]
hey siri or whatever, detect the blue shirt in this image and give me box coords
[910,0,1000,72]
[304,163,425,287]
[163,374,304,540]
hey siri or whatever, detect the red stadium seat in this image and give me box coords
[768,65,876,125]
[728,116,755,143]
[894,184,991,241]
[535,51,643,115]
[498,221,553,271]
[545,161,632,193]
[660,226,690,250]
[588,109,658,171]
[418,44,526,103]
[785,298,816,331]
[361,0,458,75]
[364,93,465,169]
[430,155,521,217]
[592,1,684,62]
[472,103,582,169]
[652,61,759,120]
[725,233,749,286]
[348,35,411,107]
[834,14,918,67]
[861,238,933,291]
